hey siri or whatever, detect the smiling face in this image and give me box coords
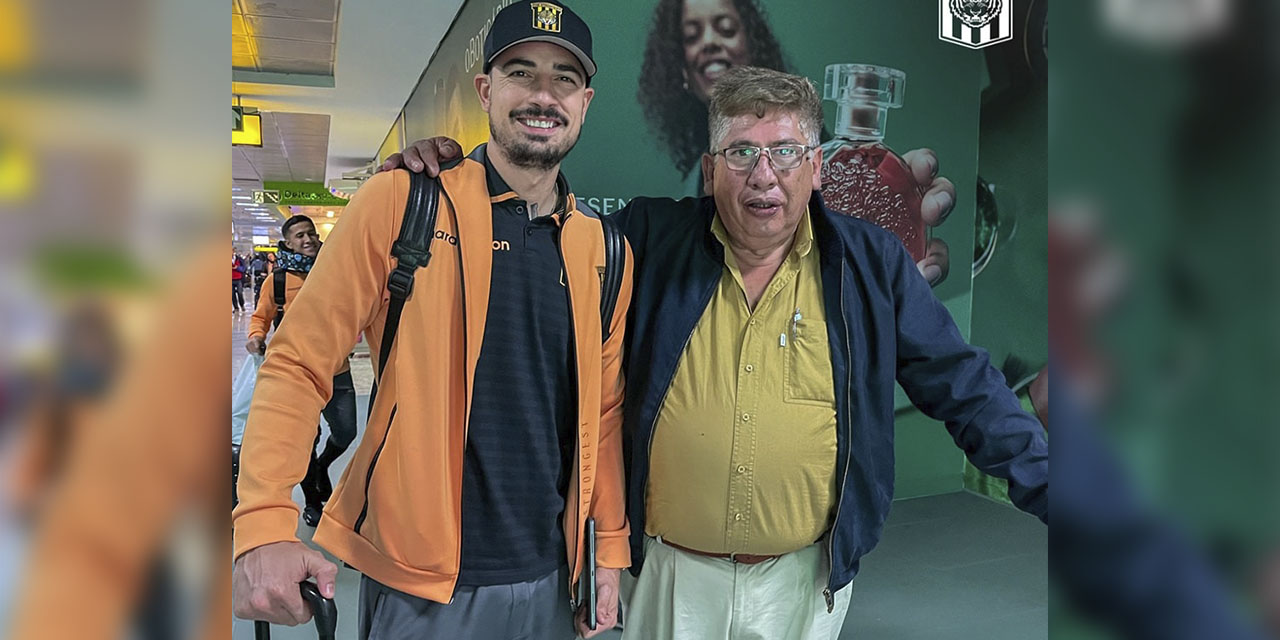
[681,0,751,103]
[284,220,320,258]
[702,109,822,252]
[476,41,595,171]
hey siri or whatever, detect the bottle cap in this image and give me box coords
[824,64,905,107]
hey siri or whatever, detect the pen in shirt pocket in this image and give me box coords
[780,308,802,347]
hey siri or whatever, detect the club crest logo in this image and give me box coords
[531,2,563,33]
[940,0,1013,49]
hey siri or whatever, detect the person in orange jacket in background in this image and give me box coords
[7,301,120,519]
[8,243,230,640]
[242,214,357,527]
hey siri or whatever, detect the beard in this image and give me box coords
[490,106,580,171]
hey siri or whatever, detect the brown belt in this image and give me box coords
[661,539,779,565]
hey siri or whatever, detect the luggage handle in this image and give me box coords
[253,581,337,640]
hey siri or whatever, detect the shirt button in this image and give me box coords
[734,513,743,521]
[736,465,747,474]
[741,413,750,422]
[749,319,757,326]
[744,364,754,373]
[516,205,525,214]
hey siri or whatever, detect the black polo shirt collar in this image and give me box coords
[469,143,570,217]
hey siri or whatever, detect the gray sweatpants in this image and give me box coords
[358,566,576,640]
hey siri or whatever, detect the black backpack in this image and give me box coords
[374,170,626,391]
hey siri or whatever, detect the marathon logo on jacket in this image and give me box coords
[939,0,1012,49]
[434,229,458,246]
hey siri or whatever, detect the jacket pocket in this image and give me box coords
[354,404,397,535]
[784,319,836,406]
[365,589,390,640]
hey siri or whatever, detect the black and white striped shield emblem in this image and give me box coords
[940,0,1013,49]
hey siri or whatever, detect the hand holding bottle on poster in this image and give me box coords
[820,64,953,284]
[381,135,954,286]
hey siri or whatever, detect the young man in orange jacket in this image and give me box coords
[241,214,357,526]
[231,2,631,638]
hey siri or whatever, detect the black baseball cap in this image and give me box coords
[483,0,596,79]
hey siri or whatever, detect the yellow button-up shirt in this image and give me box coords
[645,210,839,556]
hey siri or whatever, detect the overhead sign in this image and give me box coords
[253,189,281,204]
[233,110,262,146]
[263,181,349,207]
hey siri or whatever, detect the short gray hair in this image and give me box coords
[707,66,824,151]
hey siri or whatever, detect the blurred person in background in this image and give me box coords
[250,252,267,301]
[1046,1,1280,633]
[7,300,120,521]
[4,303,182,640]
[231,252,246,313]
[243,214,357,528]
[1048,208,1271,639]
[6,246,229,640]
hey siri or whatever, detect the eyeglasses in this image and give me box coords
[713,144,813,172]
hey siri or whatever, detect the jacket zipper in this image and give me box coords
[354,404,397,534]
[555,220,583,609]
[352,185,466,537]
[824,268,854,613]
[452,189,468,603]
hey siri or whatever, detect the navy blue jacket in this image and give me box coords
[613,191,1049,599]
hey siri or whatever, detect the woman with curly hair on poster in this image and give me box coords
[637,0,788,193]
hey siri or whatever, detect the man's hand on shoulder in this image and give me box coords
[378,137,465,178]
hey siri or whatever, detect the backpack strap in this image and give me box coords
[271,268,287,329]
[598,215,625,344]
[377,171,442,383]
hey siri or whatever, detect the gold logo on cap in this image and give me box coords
[531,2,563,33]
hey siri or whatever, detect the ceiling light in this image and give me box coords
[326,211,334,218]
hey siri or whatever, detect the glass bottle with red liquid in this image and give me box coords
[819,64,927,262]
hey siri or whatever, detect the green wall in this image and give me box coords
[970,85,1048,371]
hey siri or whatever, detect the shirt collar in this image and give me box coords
[711,207,814,260]
[793,207,815,258]
[475,143,570,215]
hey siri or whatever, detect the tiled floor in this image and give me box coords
[231,304,1046,639]
[842,492,1047,639]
